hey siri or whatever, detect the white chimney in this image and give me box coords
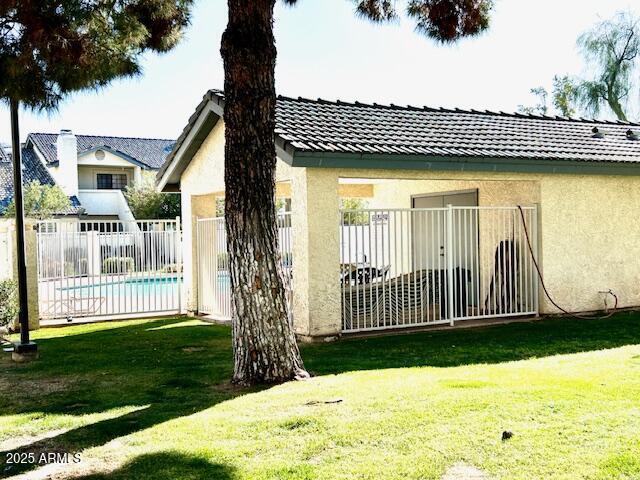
[56,129,78,197]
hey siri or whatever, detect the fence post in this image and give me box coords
[87,231,101,277]
[532,204,540,316]
[176,216,183,314]
[446,204,455,326]
[12,221,39,330]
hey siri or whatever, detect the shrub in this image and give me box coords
[3,181,71,220]
[124,172,181,220]
[102,257,134,274]
[0,279,18,332]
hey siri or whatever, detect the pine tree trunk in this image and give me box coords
[220,0,308,385]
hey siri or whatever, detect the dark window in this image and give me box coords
[97,173,128,190]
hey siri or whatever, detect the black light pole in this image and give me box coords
[10,98,37,360]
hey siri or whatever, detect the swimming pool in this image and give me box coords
[60,276,182,297]
[58,273,231,298]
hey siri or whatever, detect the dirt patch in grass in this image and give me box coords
[442,463,490,480]
[0,428,71,452]
[0,375,71,397]
[181,346,206,353]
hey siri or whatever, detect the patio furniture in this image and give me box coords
[341,268,472,329]
[342,269,436,329]
[341,264,390,286]
[384,270,434,325]
[341,281,386,330]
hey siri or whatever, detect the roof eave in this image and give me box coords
[157,90,296,192]
[78,145,150,169]
[291,151,640,175]
[157,94,221,192]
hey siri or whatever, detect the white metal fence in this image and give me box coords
[37,219,182,320]
[197,212,293,319]
[340,205,538,333]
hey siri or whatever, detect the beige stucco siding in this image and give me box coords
[539,175,640,313]
[369,178,540,209]
[176,116,640,332]
[180,121,292,196]
[291,168,341,338]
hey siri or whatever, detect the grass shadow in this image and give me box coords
[75,451,235,480]
[301,311,640,375]
[2,312,640,477]
[0,318,246,478]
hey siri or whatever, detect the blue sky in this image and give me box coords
[1,0,639,142]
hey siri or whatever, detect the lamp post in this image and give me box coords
[10,98,37,361]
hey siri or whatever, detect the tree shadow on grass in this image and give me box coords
[75,451,235,480]
[301,311,640,376]
[2,313,640,477]
[0,318,247,478]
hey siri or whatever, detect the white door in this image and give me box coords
[412,191,479,308]
[412,191,478,268]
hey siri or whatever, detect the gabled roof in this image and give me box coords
[272,93,640,163]
[157,89,640,190]
[0,147,83,215]
[29,133,175,170]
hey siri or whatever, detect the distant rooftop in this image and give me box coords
[0,147,82,215]
[28,133,175,170]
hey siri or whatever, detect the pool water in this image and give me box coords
[61,276,181,298]
[60,273,230,298]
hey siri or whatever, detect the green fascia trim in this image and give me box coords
[170,112,220,182]
[291,151,640,175]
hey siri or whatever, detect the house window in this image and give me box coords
[97,173,128,190]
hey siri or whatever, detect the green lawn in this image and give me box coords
[1,314,640,479]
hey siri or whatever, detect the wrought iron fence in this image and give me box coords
[340,205,538,333]
[36,219,182,320]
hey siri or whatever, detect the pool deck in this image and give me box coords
[40,311,182,328]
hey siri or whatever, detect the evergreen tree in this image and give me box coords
[1,0,193,349]
[220,0,494,385]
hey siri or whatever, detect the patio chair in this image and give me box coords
[341,281,386,330]
[384,270,433,326]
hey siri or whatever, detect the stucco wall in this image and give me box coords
[180,121,292,197]
[0,220,13,281]
[1,219,39,329]
[289,168,342,337]
[334,168,640,315]
[179,120,293,314]
[78,165,135,190]
[369,178,539,209]
[539,175,640,313]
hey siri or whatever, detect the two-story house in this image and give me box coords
[1,130,174,222]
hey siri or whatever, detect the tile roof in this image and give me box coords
[29,133,175,170]
[158,89,640,189]
[203,89,640,164]
[269,93,640,163]
[0,146,83,215]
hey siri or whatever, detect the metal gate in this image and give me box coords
[197,213,293,319]
[340,205,539,333]
[37,219,182,320]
